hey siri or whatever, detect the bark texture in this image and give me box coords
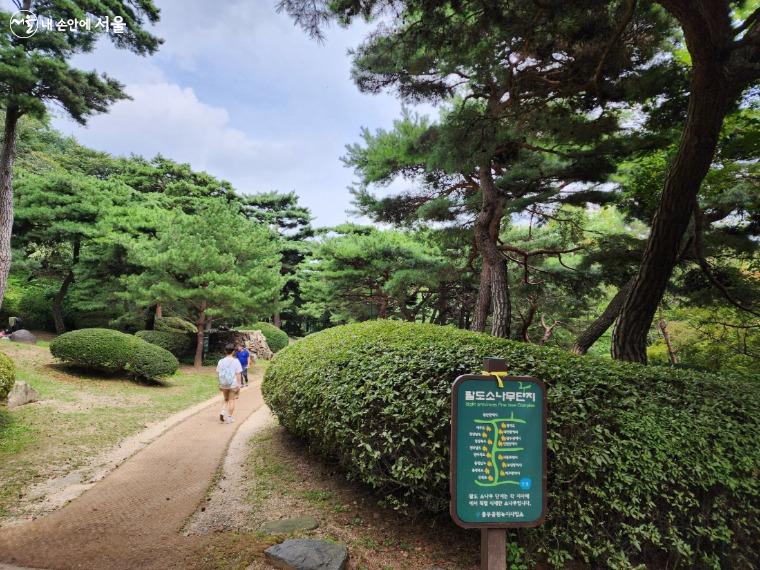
[471,263,491,332]
[612,3,737,362]
[471,166,511,338]
[52,242,81,334]
[194,300,208,368]
[571,279,634,355]
[0,107,20,312]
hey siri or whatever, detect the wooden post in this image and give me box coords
[481,528,507,570]
[481,358,509,569]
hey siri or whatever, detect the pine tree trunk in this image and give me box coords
[377,296,389,319]
[51,241,81,334]
[273,311,281,328]
[612,61,733,363]
[473,166,510,338]
[194,301,207,368]
[0,106,20,312]
[520,299,538,342]
[571,279,634,355]
[471,263,491,332]
[155,304,162,318]
[489,258,510,338]
[658,318,678,364]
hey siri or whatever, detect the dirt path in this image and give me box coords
[0,370,266,570]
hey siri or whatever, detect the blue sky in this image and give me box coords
[13,0,432,227]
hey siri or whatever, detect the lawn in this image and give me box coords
[0,340,221,520]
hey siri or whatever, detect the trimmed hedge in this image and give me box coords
[0,351,15,401]
[263,320,759,569]
[246,321,288,352]
[154,316,197,334]
[135,330,193,358]
[50,328,178,381]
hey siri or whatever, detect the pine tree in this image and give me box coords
[122,201,283,367]
[0,1,161,309]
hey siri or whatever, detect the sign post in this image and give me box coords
[450,358,547,570]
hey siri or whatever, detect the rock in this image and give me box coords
[7,381,39,409]
[264,539,348,570]
[9,329,37,344]
[261,516,320,535]
[208,329,273,360]
[245,330,274,360]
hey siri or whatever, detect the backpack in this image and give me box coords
[218,359,237,388]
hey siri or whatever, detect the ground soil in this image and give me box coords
[0,371,266,570]
[1,359,483,570]
[194,426,481,570]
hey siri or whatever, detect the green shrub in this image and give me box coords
[0,275,55,330]
[245,321,288,352]
[154,316,197,334]
[263,320,759,569]
[50,328,178,381]
[0,351,15,401]
[135,330,193,358]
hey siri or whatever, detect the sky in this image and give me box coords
[11,0,431,227]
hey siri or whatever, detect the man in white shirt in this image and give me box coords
[216,343,242,423]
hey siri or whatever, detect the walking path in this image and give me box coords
[0,369,268,570]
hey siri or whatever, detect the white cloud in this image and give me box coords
[53,81,290,186]
[46,0,437,226]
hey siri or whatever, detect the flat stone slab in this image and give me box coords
[7,381,39,409]
[261,516,319,535]
[264,539,348,570]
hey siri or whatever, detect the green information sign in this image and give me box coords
[450,374,547,528]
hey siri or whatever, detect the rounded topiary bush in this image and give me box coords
[246,321,288,352]
[263,320,759,569]
[154,316,197,334]
[0,351,15,401]
[135,330,193,358]
[50,328,178,381]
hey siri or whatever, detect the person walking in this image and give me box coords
[235,342,252,387]
[217,343,242,423]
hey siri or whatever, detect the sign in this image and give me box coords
[450,374,546,528]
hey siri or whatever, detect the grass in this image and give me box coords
[218,426,479,570]
[0,340,222,519]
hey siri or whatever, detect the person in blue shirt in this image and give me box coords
[235,342,252,387]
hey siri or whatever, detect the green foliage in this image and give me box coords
[122,201,282,323]
[135,330,193,358]
[50,328,178,381]
[0,2,160,123]
[154,316,197,334]
[300,226,446,323]
[244,322,288,353]
[0,274,54,330]
[263,320,759,569]
[0,351,15,401]
[121,200,283,364]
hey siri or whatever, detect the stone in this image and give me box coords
[208,329,273,360]
[7,381,39,409]
[244,330,274,360]
[261,516,319,535]
[9,329,37,344]
[264,539,348,570]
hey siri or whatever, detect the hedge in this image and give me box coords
[154,316,197,334]
[50,328,178,381]
[135,330,193,358]
[0,351,15,401]
[262,320,759,569]
[245,321,288,352]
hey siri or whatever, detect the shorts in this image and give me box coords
[220,386,240,400]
